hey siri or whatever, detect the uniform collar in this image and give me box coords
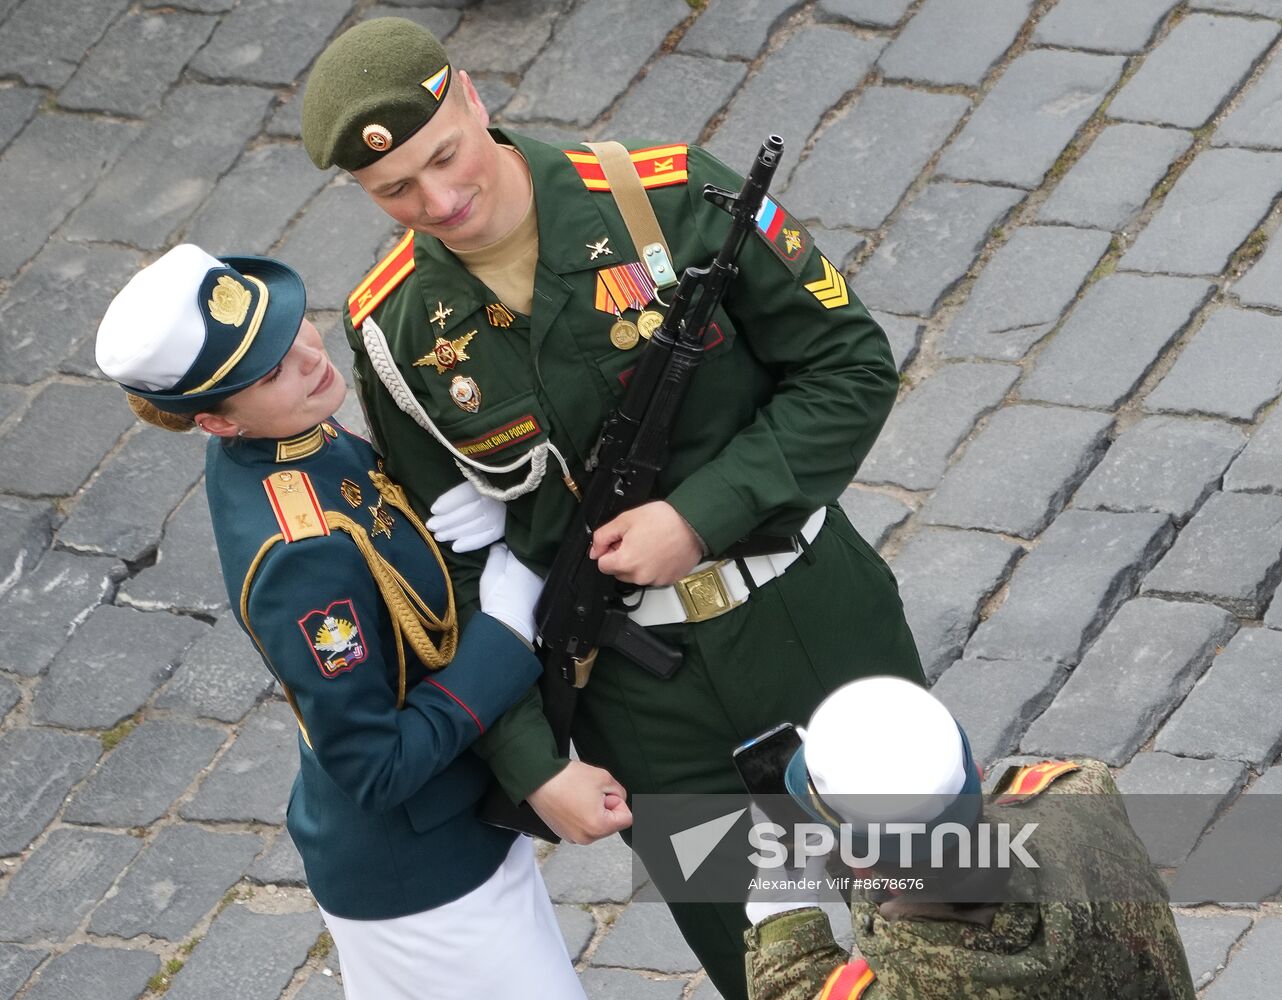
[226,421,340,464]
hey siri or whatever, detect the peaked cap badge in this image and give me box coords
[208,275,251,327]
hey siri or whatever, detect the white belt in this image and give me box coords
[629,508,827,627]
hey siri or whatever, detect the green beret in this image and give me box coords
[302,17,452,172]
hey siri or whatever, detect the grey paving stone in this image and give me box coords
[817,0,913,26]
[1039,123,1192,230]
[64,719,227,827]
[0,676,17,722]
[1195,0,1282,13]
[119,488,229,615]
[811,228,866,273]
[59,10,217,116]
[1146,307,1282,422]
[66,84,275,250]
[1143,491,1282,617]
[859,363,1018,491]
[57,427,206,562]
[1021,598,1237,765]
[920,405,1113,538]
[689,976,726,1000]
[144,0,234,9]
[783,87,970,231]
[1224,403,1282,494]
[542,834,642,904]
[878,0,1032,87]
[1117,753,1248,867]
[837,488,912,549]
[556,903,595,961]
[1199,917,1282,994]
[0,497,53,597]
[856,182,1024,316]
[1109,14,1279,130]
[1122,149,1282,276]
[591,902,701,972]
[704,26,885,176]
[0,382,136,498]
[1216,50,1282,150]
[165,903,324,1000]
[0,729,100,857]
[581,968,685,1000]
[1020,274,1214,409]
[874,312,921,372]
[445,0,570,73]
[91,825,263,941]
[0,241,144,385]
[183,144,334,255]
[1268,579,1282,628]
[937,50,1124,188]
[363,4,462,40]
[680,0,801,59]
[295,971,345,1000]
[1174,912,1253,990]
[156,614,274,723]
[1033,0,1179,53]
[20,944,158,1000]
[247,832,307,887]
[0,946,45,998]
[932,659,1065,766]
[936,227,1113,361]
[503,0,689,126]
[0,113,139,279]
[190,0,354,86]
[0,829,140,939]
[1157,628,1282,766]
[273,181,402,312]
[0,384,29,427]
[1234,229,1282,310]
[0,550,123,678]
[0,86,40,153]
[0,0,130,86]
[965,509,1174,665]
[473,76,517,116]
[266,93,303,138]
[1074,416,1246,519]
[182,700,297,824]
[33,604,208,730]
[609,55,747,145]
[893,529,1022,682]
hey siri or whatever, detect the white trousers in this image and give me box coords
[319,836,586,1000]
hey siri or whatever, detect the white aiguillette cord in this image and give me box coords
[361,315,574,502]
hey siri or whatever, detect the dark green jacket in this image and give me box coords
[205,421,541,919]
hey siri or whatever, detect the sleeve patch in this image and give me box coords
[564,144,689,191]
[804,255,850,309]
[298,599,369,678]
[819,959,875,1000]
[348,229,416,326]
[454,414,544,458]
[755,196,812,276]
[995,760,1081,804]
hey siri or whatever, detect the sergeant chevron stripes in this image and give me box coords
[804,256,849,309]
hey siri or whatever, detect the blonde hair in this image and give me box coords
[126,392,199,433]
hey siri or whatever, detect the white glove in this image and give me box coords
[744,803,830,925]
[427,481,506,552]
[478,543,543,644]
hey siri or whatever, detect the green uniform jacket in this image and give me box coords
[344,130,918,802]
[745,761,1197,1000]
[205,421,541,919]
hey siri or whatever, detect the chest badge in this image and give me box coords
[486,302,516,329]
[449,375,482,413]
[430,301,454,330]
[339,479,363,508]
[413,330,475,374]
[587,236,613,261]
[368,499,395,539]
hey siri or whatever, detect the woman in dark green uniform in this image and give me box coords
[95,244,588,1000]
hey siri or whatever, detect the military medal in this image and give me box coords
[368,499,395,538]
[587,237,613,261]
[637,309,664,340]
[413,330,475,374]
[340,479,363,508]
[429,301,453,330]
[486,302,516,329]
[609,318,640,350]
[595,261,657,316]
[449,375,481,412]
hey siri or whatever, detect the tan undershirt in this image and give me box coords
[448,147,538,316]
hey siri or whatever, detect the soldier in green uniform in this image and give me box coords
[301,18,924,997]
[744,677,1196,1000]
[94,245,591,999]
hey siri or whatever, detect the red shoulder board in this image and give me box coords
[819,959,875,1000]
[564,144,689,191]
[349,229,416,327]
[995,760,1081,805]
[263,470,329,543]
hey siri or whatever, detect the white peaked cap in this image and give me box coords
[96,244,224,392]
[805,676,967,824]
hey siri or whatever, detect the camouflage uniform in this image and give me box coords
[745,760,1196,1000]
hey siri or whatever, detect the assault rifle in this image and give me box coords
[482,135,784,841]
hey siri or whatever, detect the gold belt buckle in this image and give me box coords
[674,562,742,623]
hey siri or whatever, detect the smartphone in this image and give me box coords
[733,722,802,797]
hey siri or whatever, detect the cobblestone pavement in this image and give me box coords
[2,0,1281,996]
